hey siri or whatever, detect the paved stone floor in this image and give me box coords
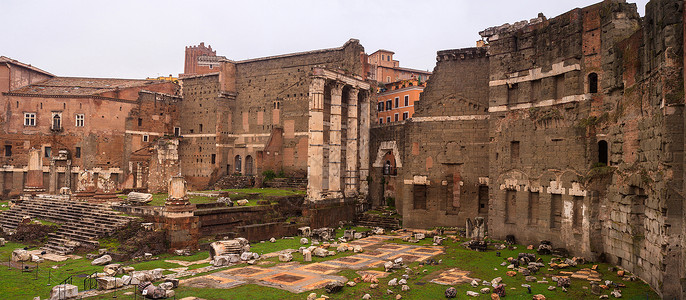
[430,268,474,285]
[181,235,444,293]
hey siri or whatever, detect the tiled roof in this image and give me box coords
[8,77,164,96]
[0,56,55,77]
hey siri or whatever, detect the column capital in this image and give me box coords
[330,81,345,96]
[348,87,360,98]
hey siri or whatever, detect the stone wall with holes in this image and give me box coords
[178,74,224,189]
[482,0,684,297]
[383,47,491,229]
[178,40,367,189]
[598,0,685,297]
[0,83,179,197]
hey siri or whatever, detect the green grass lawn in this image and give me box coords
[0,200,10,211]
[91,236,661,300]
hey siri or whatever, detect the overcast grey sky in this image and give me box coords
[2,0,649,79]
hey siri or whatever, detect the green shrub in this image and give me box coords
[262,170,276,181]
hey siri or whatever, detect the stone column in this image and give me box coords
[164,176,198,250]
[345,88,359,198]
[328,82,344,198]
[24,148,44,195]
[307,77,326,201]
[358,91,371,199]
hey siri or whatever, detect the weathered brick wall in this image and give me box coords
[486,0,641,258]
[389,47,490,228]
[178,74,223,189]
[179,40,367,189]
[0,82,179,196]
[599,0,684,297]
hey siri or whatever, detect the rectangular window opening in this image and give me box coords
[75,147,81,158]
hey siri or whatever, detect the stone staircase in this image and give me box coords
[356,213,402,230]
[0,195,137,255]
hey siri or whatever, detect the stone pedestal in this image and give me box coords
[23,148,44,195]
[164,176,198,250]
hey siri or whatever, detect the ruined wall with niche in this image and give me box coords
[393,47,490,228]
[178,74,226,189]
[178,40,367,190]
[0,81,179,196]
[483,0,685,297]
[231,39,366,178]
[370,121,409,210]
[598,0,684,296]
[486,0,640,258]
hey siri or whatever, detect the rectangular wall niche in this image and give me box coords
[413,184,427,210]
[528,192,540,225]
[505,190,516,224]
[550,193,562,229]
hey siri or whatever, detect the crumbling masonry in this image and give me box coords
[369,0,685,297]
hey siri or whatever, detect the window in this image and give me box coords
[44,147,51,158]
[174,127,181,137]
[385,100,392,110]
[378,102,384,112]
[478,186,489,214]
[143,135,149,142]
[137,118,142,126]
[598,140,608,165]
[402,112,409,120]
[394,113,399,122]
[588,73,598,93]
[4,145,11,157]
[379,118,383,124]
[394,97,399,108]
[386,117,391,123]
[75,147,81,158]
[404,95,409,106]
[75,114,84,127]
[245,155,254,176]
[550,194,562,229]
[199,124,203,132]
[51,113,61,130]
[386,76,391,82]
[211,154,216,164]
[24,113,36,126]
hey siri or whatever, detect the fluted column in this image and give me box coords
[307,77,326,201]
[358,91,370,198]
[328,82,344,198]
[345,88,359,198]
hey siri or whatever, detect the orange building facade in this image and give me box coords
[376,78,425,124]
[367,50,431,83]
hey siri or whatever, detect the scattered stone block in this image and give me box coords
[388,278,398,286]
[303,249,312,262]
[236,199,249,206]
[91,255,112,266]
[401,284,410,291]
[49,284,78,300]
[300,238,309,244]
[325,281,343,293]
[480,287,491,294]
[467,291,479,297]
[278,253,293,262]
[269,237,276,243]
[346,281,356,287]
[11,249,30,262]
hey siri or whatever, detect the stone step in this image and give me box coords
[0,197,135,255]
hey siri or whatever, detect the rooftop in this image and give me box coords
[0,56,55,77]
[7,77,166,96]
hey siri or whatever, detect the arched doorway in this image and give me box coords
[245,155,254,176]
[234,155,242,174]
